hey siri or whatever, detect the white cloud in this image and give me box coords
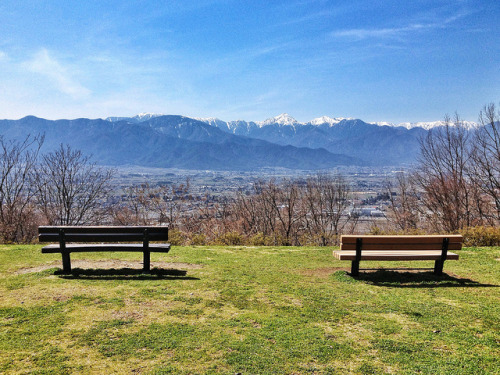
[331,23,437,41]
[331,8,470,41]
[24,49,91,99]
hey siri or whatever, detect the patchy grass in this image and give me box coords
[0,244,499,374]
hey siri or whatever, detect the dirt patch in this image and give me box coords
[14,262,61,274]
[299,267,347,278]
[14,260,203,275]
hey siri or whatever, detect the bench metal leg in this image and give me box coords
[434,260,444,275]
[143,228,151,272]
[351,237,362,276]
[434,237,449,275]
[59,229,71,273]
[62,252,71,274]
[351,260,360,276]
[143,251,150,272]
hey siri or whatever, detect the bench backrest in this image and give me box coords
[38,226,169,243]
[340,235,463,251]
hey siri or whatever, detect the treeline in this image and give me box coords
[385,103,500,233]
[0,138,113,243]
[124,174,359,246]
[1,102,499,246]
[102,173,357,246]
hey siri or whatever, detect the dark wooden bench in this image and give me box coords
[39,226,170,273]
[333,235,462,276]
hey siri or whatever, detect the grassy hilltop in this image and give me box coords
[0,245,499,374]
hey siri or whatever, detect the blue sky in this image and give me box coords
[0,0,498,123]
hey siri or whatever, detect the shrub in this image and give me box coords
[168,229,188,246]
[368,225,383,235]
[461,226,500,247]
[298,233,338,247]
[189,233,207,246]
[214,232,244,246]
[248,232,272,246]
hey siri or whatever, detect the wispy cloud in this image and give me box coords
[332,23,436,40]
[24,49,91,99]
[331,9,470,41]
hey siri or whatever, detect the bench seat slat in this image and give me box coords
[340,235,463,245]
[41,243,171,253]
[340,242,462,251]
[333,250,459,261]
[38,226,168,234]
[39,233,168,242]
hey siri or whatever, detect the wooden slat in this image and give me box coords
[41,243,171,253]
[38,226,168,242]
[340,235,462,244]
[39,233,168,242]
[39,226,168,234]
[333,250,459,261]
[340,242,462,251]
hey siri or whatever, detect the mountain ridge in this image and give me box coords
[107,112,478,130]
[0,115,364,170]
[195,116,426,165]
[1,113,478,170]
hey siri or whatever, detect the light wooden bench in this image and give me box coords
[333,235,462,276]
[39,226,170,273]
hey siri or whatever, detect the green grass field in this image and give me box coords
[1,244,499,374]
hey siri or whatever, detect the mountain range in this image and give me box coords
[195,114,428,165]
[0,113,475,170]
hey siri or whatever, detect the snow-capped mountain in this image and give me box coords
[0,111,483,171]
[0,115,361,170]
[106,113,164,123]
[112,112,478,130]
[387,120,478,130]
[196,114,478,131]
[258,113,299,127]
[134,112,164,122]
[374,121,479,130]
[95,112,482,166]
[196,115,426,165]
[308,116,354,126]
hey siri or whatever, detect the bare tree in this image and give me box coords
[0,135,44,242]
[232,179,304,245]
[112,184,154,225]
[470,102,500,222]
[414,114,481,231]
[113,180,190,228]
[234,179,275,239]
[273,179,302,245]
[254,179,280,239]
[234,187,265,237]
[35,144,114,225]
[302,173,351,245]
[385,171,422,232]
